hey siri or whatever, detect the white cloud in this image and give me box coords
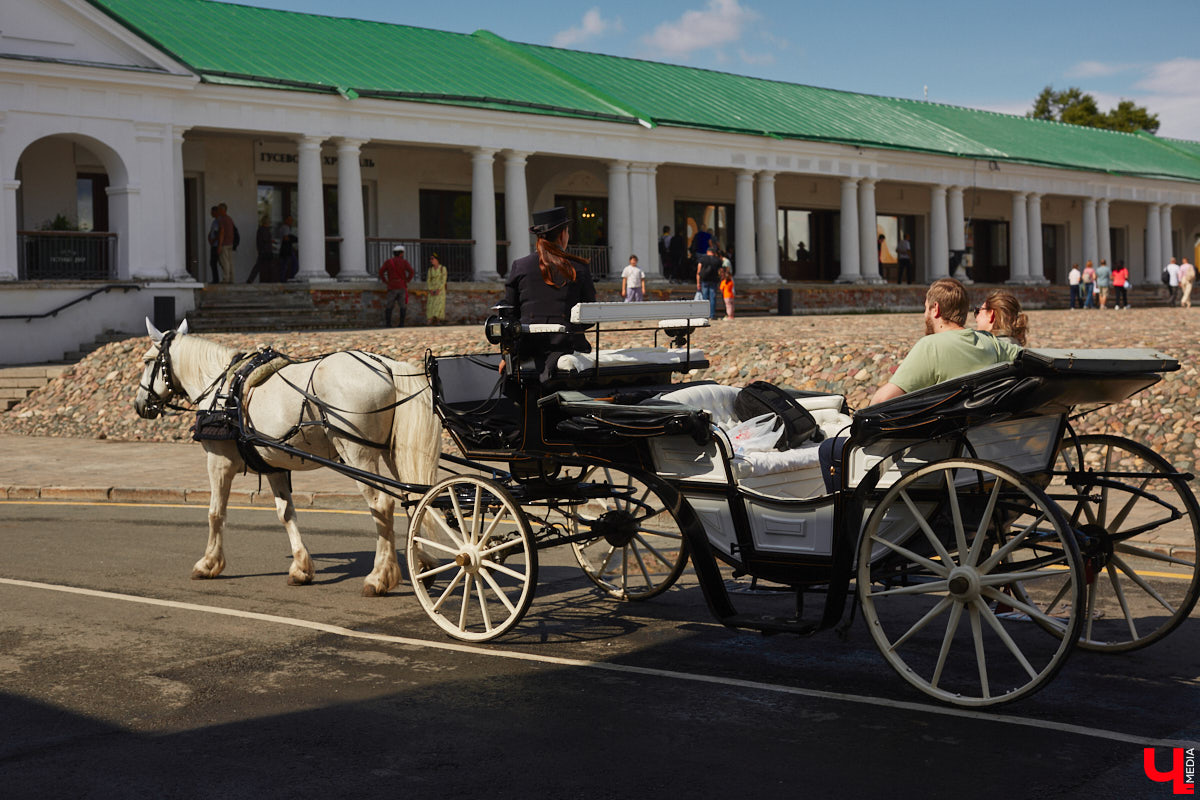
[551,8,622,48]
[1065,60,1132,79]
[641,0,760,60]
[1135,57,1200,95]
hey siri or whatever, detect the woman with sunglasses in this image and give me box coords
[973,289,1028,347]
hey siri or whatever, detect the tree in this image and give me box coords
[1027,86,1159,134]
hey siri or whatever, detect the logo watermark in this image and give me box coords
[1144,748,1196,795]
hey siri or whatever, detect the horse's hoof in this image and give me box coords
[287,574,313,586]
[361,583,384,597]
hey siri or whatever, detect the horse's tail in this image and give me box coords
[389,362,440,491]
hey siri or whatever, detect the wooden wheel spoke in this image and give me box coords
[931,602,964,690]
[1114,542,1195,568]
[414,559,463,581]
[980,586,1069,633]
[978,513,1045,573]
[979,569,1066,587]
[459,574,472,630]
[870,532,950,577]
[432,569,465,613]
[899,489,954,565]
[867,578,950,599]
[629,544,654,587]
[968,604,990,700]
[412,535,462,557]
[482,559,529,583]
[478,568,518,615]
[888,596,953,652]
[1108,476,1152,531]
[479,537,525,559]
[1111,553,1177,613]
[475,575,493,632]
[943,472,968,557]
[632,534,676,570]
[1105,562,1138,641]
[432,514,466,548]
[974,598,1039,680]
[967,479,1004,567]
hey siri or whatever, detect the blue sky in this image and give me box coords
[219,0,1199,139]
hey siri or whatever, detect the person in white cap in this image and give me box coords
[379,244,414,326]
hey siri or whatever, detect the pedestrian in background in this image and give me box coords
[246,216,274,283]
[696,244,722,319]
[379,244,414,327]
[425,253,447,324]
[206,206,220,283]
[1112,261,1129,309]
[1095,259,1112,309]
[215,202,236,283]
[1081,260,1096,309]
[621,254,645,302]
[719,266,735,320]
[1180,258,1196,309]
[1067,263,1081,309]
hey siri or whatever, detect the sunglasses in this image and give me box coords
[971,306,989,315]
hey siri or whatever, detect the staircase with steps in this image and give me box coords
[186,285,350,332]
[0,329,136,411]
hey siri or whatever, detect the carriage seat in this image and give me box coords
[657,384,851,479]
[555,346,708,374]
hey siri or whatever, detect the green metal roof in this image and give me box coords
[87,0,1200,184]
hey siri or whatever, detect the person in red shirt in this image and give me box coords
[379,245,415,327]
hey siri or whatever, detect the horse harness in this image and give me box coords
[184,345,429,476]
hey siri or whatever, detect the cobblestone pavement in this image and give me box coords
[3,305,1197,469]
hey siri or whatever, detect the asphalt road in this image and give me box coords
[1,500,1197,799]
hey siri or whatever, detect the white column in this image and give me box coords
[470,147,497,281]
[929,184,949,280]
[1097,198,1111,267]
[1,180,18,281]
[628,163,651,273]
[1161,204,1174,265]
[948,186,967,282]
[108,184,138,280]
[642,164,661,279]
[836,178,861,283]
[169,126,191,281]
[1027,192,1044,283]
[336,138,367,280]
[1008,192,1029,283]
[755,171,779,281]
[295,135,328,281]
[858,178,882,283]
[1081,197,1098,270]
[607,161,631,280]
[503,151,532,266]
[1146,203,1162,283]
[733,170,756,280]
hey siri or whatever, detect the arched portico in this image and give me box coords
[7,131,133,281]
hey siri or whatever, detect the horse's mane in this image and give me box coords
[172,334,241,398]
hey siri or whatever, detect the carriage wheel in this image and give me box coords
[567,466,689,601]
[1039,434,1200,652]
[858,459,1084,707]
[406,475,537,642]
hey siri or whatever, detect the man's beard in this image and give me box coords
[924,316,934,336]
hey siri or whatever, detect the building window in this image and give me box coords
[419,189,506,241]
[554,196,608,247]
[675,202,731,257]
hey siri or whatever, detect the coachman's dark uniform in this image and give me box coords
[504,252,596,380]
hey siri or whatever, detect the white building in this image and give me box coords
[3,0,1199,363]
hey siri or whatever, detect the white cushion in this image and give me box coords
[659,384,741,427]
[733,442,823,478]
[557,347,707,373]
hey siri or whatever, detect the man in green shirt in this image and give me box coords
[869,278,1022,406]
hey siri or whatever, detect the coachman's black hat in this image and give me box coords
[529,206,570,237]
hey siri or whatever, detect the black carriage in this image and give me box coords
[411,301,1199,706]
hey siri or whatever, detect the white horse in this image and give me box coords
[134,319,440,596]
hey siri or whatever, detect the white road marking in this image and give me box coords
[1,576,1195,750]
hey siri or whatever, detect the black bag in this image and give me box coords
[1162,265,1171,285]
[232,224,241,251]
[733,381,823,450]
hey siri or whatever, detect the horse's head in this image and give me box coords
[134,317,189,419]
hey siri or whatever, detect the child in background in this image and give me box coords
[719,267,735,320]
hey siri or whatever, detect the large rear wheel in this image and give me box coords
[1043,434,1200,652]
[858,459,1084,707]
[568,466,689,601]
